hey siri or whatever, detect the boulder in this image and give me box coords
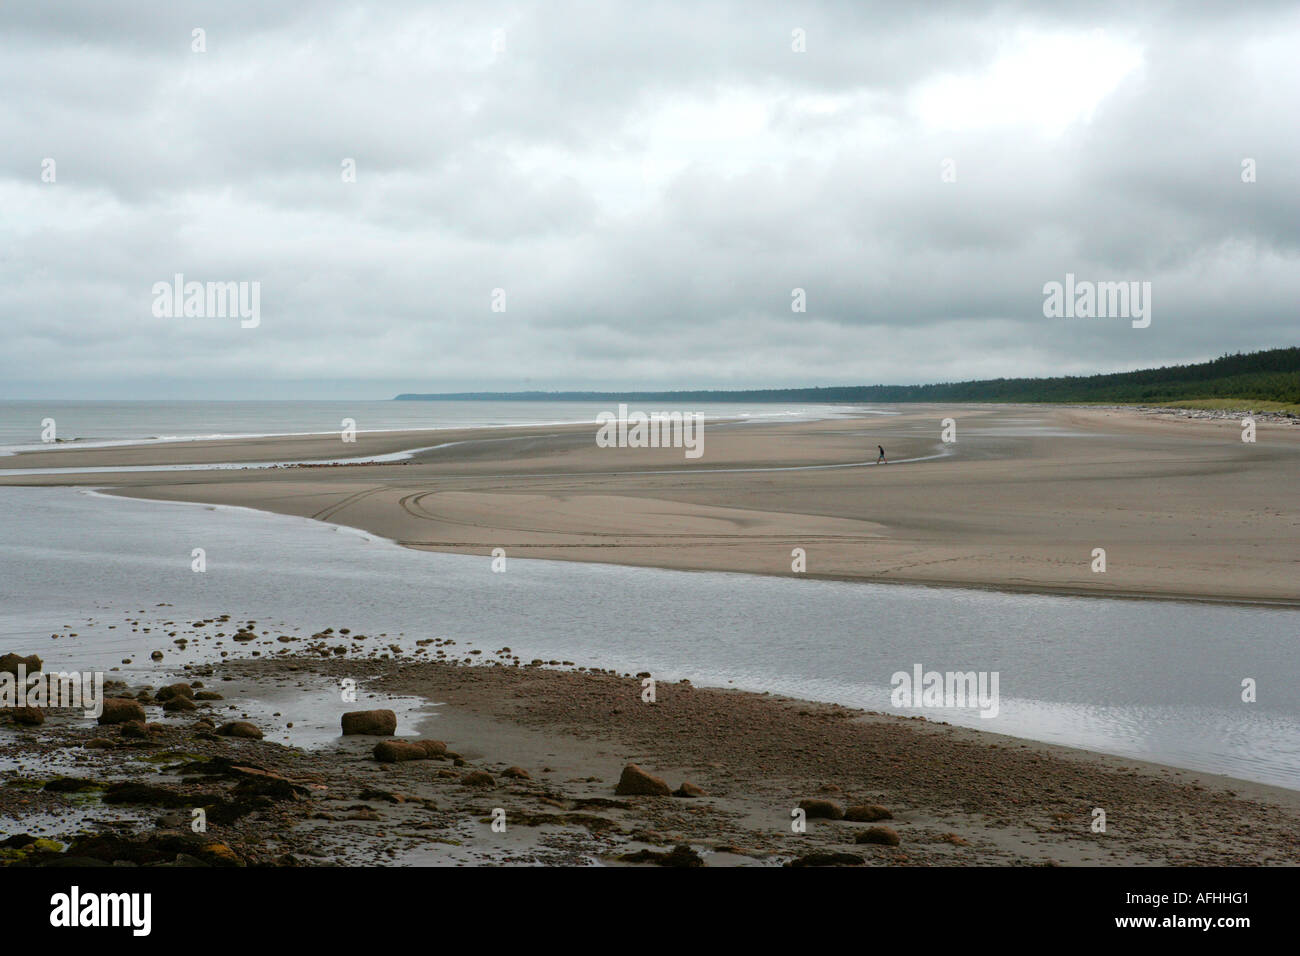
[660,844,704,867]
[619,844,705,867]
[10,707,45,726]
[119,720,163,738]
[615,763,671,796]
[373,739,446,763]
[797,798,844,820]
[0,653,41,676]
[98,698,146,725]
[216,721,264,739]
[460,770,496,788]
[340,709,397,736]
[154,683,194,702]
[229,766,309,799]
[64,832,241,867]
[855,826,901,846]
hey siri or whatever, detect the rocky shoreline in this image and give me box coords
[1115,403,1299,423]
[4,648,1299,867]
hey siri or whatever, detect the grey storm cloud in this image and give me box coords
[1,0,1297,398]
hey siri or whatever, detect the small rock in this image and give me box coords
[460,771,496,788]
[673,782,707,798]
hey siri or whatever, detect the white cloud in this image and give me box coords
[910,29,1144,134]
[0,2,1295,398]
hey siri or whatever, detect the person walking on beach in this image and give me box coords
[876,444,887,464]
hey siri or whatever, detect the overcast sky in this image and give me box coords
[2,1,1297,399]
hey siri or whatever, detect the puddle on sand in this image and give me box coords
[159,671,440,750]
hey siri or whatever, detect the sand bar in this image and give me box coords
[3,405,1297,605]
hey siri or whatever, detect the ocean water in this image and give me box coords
[1,485,1297,790]
[0,399,868,452]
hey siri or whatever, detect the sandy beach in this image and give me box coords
[5,404,1297,605]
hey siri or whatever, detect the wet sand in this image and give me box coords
[4,404,1297,604]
